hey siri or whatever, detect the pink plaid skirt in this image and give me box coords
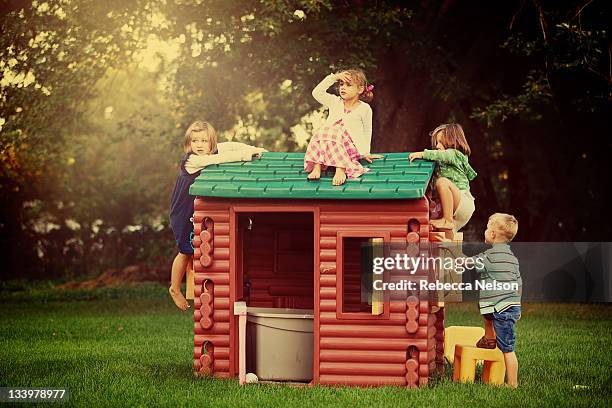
[304,120,370,179]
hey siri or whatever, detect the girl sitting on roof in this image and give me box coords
[409,124,477,231]
[304,69,374,186]
[169,121,265,311]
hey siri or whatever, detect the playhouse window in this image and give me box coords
[339,235,385,317]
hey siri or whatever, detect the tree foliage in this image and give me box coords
[1,0,158,277]
[0,0,609,279]
[164,0,413,149]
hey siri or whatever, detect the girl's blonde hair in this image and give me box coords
[430,123,471,156]
[183,121,218,154]
[343,69,374,103]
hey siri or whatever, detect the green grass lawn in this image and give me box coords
[0,284,610,407]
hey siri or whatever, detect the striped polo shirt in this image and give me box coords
[475,243,522,314]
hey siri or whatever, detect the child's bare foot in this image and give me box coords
[332,168,346,186]
[431,218,455,230]
[307,164,321,181]
[169,286,190,311]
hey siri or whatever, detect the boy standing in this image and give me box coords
[475,213,521,388]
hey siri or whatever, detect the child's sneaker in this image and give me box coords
[476,336,497,349]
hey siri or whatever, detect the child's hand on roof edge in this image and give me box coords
[362,154,382,163]
[251,147,267,159]
[409,151,424,162]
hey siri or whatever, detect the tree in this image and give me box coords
[2,1,609,279]
[164,0,412,149]
[164,0,610,240]
[0,0,155,277]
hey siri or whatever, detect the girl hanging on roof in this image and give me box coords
[304,69,374,186]
[409,124,477,231]
[169,121,265,311]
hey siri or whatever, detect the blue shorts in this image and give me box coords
[485,306,521,353]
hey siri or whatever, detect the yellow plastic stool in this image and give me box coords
[444,326,485,364]
[453,345,506,385]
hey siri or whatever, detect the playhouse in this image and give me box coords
[189,152,452,387]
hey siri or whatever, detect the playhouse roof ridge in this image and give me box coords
[190,152,434,200]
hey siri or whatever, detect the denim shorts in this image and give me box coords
[485,306,521,353]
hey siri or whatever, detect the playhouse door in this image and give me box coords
[232,211,316,382]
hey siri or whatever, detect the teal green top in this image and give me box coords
[422,148,476,191]
[189,152,434,200]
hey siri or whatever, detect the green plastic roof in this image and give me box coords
[189,152,434,200]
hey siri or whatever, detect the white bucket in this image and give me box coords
[246,308,314,382]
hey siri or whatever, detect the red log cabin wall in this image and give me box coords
[192,198,232,378]
[192,197,444,387]
[316,200,441,387]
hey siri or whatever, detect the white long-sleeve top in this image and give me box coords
[312,73,373,156]
[184,142,263,174]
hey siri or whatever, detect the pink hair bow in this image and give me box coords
[366,84,374,92]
